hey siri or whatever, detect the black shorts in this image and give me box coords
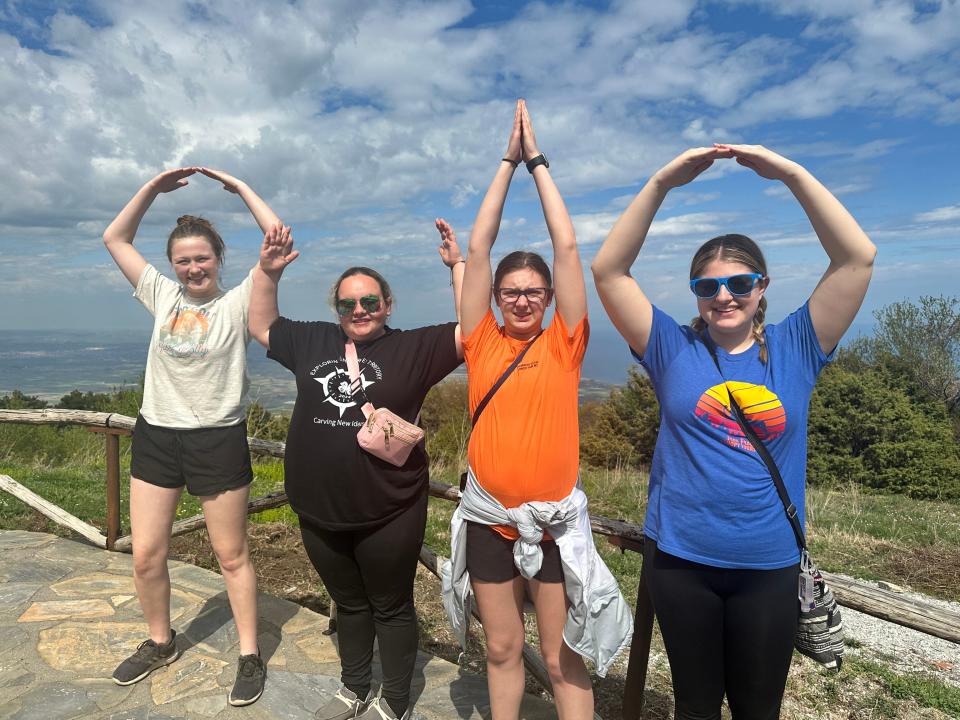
[465,521,564,583]
[130,415,253,497]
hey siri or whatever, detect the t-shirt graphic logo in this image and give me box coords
[314,365,375,417]
[694,381,786,451]
[158,307,211,358]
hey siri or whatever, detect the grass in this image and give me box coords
[2,422,960,719]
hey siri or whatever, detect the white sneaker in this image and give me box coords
[356,696,410,720]
[315,686,374,719]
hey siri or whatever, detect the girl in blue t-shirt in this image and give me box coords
[591,144,876,719]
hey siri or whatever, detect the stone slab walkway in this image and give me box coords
[0,530,556,720]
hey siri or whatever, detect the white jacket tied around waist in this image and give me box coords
[440,469,633,677]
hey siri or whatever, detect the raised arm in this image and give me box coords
[591,147,730,356]
[520,100,585,330]
[460,100,523,338]
[103,167,197,287]
[717,144,877,354]
[249,223,298,350]
[436,218,466,360]
[199,168,280,234]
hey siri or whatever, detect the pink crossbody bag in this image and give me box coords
[344,338,425,467]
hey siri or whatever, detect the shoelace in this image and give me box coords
[133,639,161,658]
[237,655,261,677]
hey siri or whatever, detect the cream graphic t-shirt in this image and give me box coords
[135,264,254,428]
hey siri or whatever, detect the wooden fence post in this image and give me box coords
[87,426,130,551]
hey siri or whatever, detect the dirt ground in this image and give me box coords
[168,522,658,719]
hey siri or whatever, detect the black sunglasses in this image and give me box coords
[689,273,764,299]
[336,294,382,316]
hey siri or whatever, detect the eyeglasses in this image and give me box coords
[494,287,552,304]
[336,294,382,316]
[689,273,764,299]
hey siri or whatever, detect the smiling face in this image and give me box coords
[336,272,391,342]
[494,267,552,340]
[693,258,768,348]
[170,236,220,300]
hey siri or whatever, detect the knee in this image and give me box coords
[541,644,588,687]
[213,541,250,575]
[483,630,524,668]
[132,549,168,580]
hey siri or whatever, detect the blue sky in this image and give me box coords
[0,0,958,383]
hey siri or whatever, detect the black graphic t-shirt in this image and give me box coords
[268,317,461,530]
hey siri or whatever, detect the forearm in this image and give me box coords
[450,260,465,323]
[467,161,517,257]
[531,166,577,256]
[249,266,282,348]
[591,176,668,282]
[785,168,876,268]
[103,181,158,246]
[235,182,281,233]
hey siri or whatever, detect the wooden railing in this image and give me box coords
[2,408,958,720]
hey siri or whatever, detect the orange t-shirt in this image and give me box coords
[463,308,589,538]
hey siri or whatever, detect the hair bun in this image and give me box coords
[176,214,214,230]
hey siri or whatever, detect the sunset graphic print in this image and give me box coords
[694,381,786,452]
[157,307,211,358]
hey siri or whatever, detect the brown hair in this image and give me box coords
[689,234,768,363]
[493,251,552,290]
[166,215,225,265]
[329,266,394,313]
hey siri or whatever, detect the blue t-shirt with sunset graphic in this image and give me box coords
[633,303,833,569]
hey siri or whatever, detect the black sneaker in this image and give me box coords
[112,629,180,685]
[228,651,266,707]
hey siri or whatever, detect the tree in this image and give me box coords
[870,295,960,416]
[0,390,48,409]
[580,367,660,469]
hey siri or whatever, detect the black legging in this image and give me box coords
[299,492,427,715]
[643,540,798,720]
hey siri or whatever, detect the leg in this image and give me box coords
[472,576,527,720]
[643,542,726,720]
[352,493,428,716]
[200,484,258,655]
[723,565,798,720]
[528,578,593,720]
[300,518,375,698]
[129,477,181,643]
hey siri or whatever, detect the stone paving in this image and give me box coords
[0,530,557,720]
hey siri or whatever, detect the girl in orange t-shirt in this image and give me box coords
[459,99,593,719]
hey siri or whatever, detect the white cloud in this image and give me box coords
[915,205,960,223]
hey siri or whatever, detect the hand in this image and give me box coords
[150,167,198,194]
[652,147,733,191]
[714,143,801,182]
[519,99,541,162]
[198,167,245,194]
[503,99,522,165]
[260,222,299,277]
[436,218,464,267]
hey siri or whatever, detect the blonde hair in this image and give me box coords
[689,234,768,363]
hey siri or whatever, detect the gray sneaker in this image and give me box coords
[357,697,410,720]
[315,686,374,719]
[228,651,266,706]
[112,629,180,685]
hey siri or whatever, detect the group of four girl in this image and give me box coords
[103,100,875,720]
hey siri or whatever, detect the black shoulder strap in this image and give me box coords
[472,331,543,427]
[704,338,807,552]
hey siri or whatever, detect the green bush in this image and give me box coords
[807,363,960,499]
[580,366,659,469]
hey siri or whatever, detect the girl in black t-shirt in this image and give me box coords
[248,223,464,720]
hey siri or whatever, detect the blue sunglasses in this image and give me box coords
[689,273,764,299]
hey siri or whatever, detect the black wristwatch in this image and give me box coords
[525,153,549,173]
